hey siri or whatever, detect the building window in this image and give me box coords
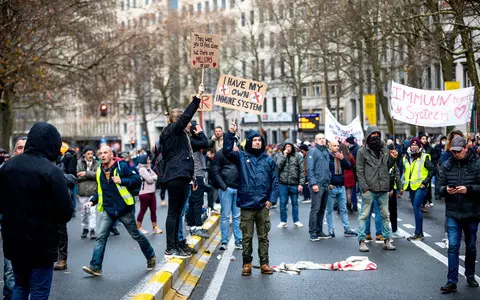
[434,63,441,89]
[250,10,254,25]
[259,8,264,23]
[145,0,149,5]
[205,1,210,12]
[272,97,277,112]
[269,32,274,48]
[329,84,336,96]
[241,12,245,26]
[121,0,125,10]
[270,58,275,79]
[280,58,285,76]
[272,130,278,144]
[260,59,265,81]
[133,0,136,8]
[197,2,202,11]
[259,33,264,48]
[222,0,226,9]
[251,60,256,78]
[268,3,274,21]
[242,36,247,51]
[230,0,235,9]
[127,0,130,8]
[302,86,309,97]
[313,84,321,96]
[213,0,218,10]
[282,96,287,112]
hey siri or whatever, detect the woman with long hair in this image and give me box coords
[339,143,356,213]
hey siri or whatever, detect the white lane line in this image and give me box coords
[435,242,447,249]
[459,255,478,263]
[202,236,235,300]
[423,232,432,237]
[397,218,403,222]
[403,224,415,229]
[397,228,480,281]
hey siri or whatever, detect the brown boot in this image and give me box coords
[241,263,252,276]
[54,260,67,270]
[260,264,273,274]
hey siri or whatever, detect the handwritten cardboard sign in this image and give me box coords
[390,81,474,126]
[190,33,220,69]
[214,74,268,115]
[190,94,213,112]
[325,108,364,144]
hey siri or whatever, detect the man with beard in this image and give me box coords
[357,126,398,252]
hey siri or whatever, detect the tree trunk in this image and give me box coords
[0,84,13,152]
[356,39,365,130]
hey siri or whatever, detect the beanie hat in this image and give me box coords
[346,136,356,144]
[83,146,94,154]
[410,137,421,147]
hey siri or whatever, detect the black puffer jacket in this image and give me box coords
[159,97,200,183]
[439,150,480,220]
[0,123,72,267]
[211,150,239,190]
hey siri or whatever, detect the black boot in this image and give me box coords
[81,229,88,239]
[90,229,97,240]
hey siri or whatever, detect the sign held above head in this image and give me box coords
[190,32,220,69]
[190,94,213,112]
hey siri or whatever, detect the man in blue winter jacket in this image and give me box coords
[223,122,278,277]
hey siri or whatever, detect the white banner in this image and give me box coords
[390,81,475,126]
[325,108,364,144]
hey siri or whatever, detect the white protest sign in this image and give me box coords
[325,108,364,144]
[214,74,267,115]
[190,33,220,69]
[390,81,474,126]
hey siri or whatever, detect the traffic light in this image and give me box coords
[130,139,136,148]
[100,104,108,117]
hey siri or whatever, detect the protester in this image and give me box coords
[432,136,447,199]
[339,143,356,213]
[223,123,278,276]
[356,126,397,252]
[0,123,72,299]
[306,133,331,241]
[346,135,359,158]
[136,154,162,235]
[299,144,311,204]
[210,126,224,151]
[387,143,404,238]
[438,136,480,293]
[275,139,305,228]
[419,132,434,210]
[77,146,99,240]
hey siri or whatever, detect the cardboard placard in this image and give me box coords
[214,74,268,115]
[190,33,220,69]
[190,94,213,112]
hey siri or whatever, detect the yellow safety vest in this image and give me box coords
[390,166,397,189]
[95,167,134,212]
[403,153,430,191]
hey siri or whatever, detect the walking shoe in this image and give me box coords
[440,282,457,293]
[178,240,197,255]
[235,243,243,250]
[294,222,304,228]
[318,232,331,239]
[54,260,67,270]
[301,198,311,204]
[366,234,373,241]
[271,204,277,209]
[192,228,209,239]
[383,239,396,251]
[391,231,405,238]
[110,227,120,235]
[210,209,221,216]
[467,277,479,288]
[359,240,369,252]
[407,234,424,241]
[376,234,384,241]
[260,264,273,274]
[82,265,102,276]
[147,256,156,271]
[344,229,358,237]
[219,243,228,250]
[442,237,449,248]
[309,234,320,242]
[277,222,287,228]
[81,229,88,239]
[421,205,428,213]
[152,227,163,234]
[242,263,252,276]
[328,231,335,238]
[164,248,191,259]
[139,227,149,235]
[90,229,96,240]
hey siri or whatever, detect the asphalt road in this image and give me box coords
[1,189,479,300]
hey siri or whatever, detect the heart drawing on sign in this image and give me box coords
[454,105,467,119]
[192,60,196,65]
[213,62,217,67]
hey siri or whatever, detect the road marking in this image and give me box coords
[397,218,402,222]
[202,236,235,300]
[459,255,478,263]
[423,232,432,237]
[435,242,447,249]
[403,224,415,229]
[397,228,480,281]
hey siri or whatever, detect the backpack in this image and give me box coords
[116,161,141,197]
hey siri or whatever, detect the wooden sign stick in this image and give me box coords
[201,68,205,86]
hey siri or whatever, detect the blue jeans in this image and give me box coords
[446,217,479,283]
[218,187,242,245]
[308,185,329,235]
[279,184,300,223]
[365,201,381,236]
[409,188,427,235]
[326,186,350,233]
[178,187,191,241]
[11,264,53,300]
[90,210,155,270]
[357,191,391,241]
[4,257,14,299]
[72,184,78,213]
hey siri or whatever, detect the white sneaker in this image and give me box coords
[294,222,304,228]
[391,231,405,238]
[443,238,449,248]
[429,202,434,207]
[139,228,149,235]
[277,222,287,228]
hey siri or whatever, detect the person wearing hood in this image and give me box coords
[223,122,278,276]
[433,136,447,199]
[274,139,305,229]
[136,154,162,235]
[346,135,360,159]
[356,126,398,252]
[438,136,480,293]
[306,133,332,241]
[0,123,72,299]
[402,138,434,241]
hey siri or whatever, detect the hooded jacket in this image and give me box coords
[137,154,158,195]
[356,126,396,193]
[274,139,305,186]
[223,130,278,209]
[0,123,72,267]
[439,149,480,220]
[212,149,239,190]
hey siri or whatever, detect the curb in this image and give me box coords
[132,214,220,300]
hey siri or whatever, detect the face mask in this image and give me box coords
[411,148,419,154]
[441,141,446,146]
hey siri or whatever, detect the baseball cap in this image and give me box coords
[450,136,467,152]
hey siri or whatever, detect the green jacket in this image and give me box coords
[275,148,305,186]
